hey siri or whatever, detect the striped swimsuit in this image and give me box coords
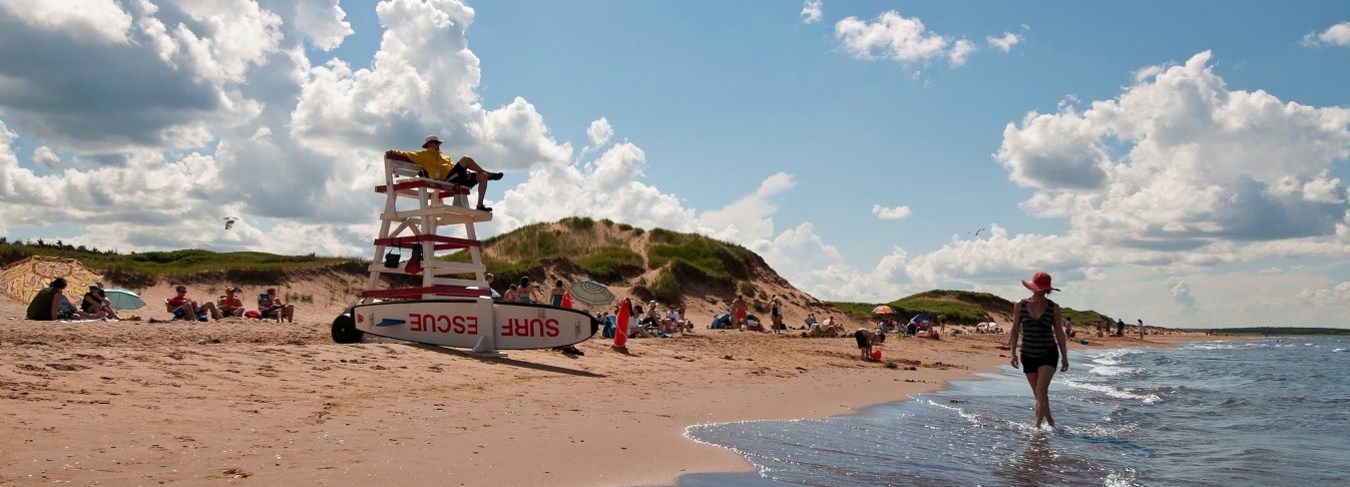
[1018,299,1058,358]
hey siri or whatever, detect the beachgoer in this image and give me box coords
[168,285,222,322]
[1137,319,1145,340]
[385,135,505,212]
[27,278,72,321]
[1064,317,1075,338]
[81,283,117,320]
[516,276,533,304]
[732,295,748,329]
[551,279,565,307]
[1008,271,1070,429]
[1116,318,1125,337]
[854,328,886,361]
[486,273,498,300]
[769,295,784,333]
[502,284,518,303]
[217,287,246,318]
[259,287,294,323]
[936,313,948,335]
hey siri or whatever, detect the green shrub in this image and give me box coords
[561,216,595,230]
[738,281,756,298]
[648,268,681,304]
[617,223,634,231]
[575,246,644,281]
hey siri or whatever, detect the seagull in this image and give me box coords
[223,216,239,230]
[973,227,985,237]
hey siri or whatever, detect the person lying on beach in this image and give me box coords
[854,328,885,361]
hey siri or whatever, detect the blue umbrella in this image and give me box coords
[104,289,146,310]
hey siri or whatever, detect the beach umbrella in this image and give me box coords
[871,305,897,315]
[103,289,146,310]
[569,279,615,306]
[0,255,103,305]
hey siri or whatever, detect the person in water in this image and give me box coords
[1008,271,1070,428]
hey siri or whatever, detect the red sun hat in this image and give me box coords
[1022,271,1060,293]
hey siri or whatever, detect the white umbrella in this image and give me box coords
[569,280,614,306]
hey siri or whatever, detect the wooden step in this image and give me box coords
[361,286,490,299]
[375,235,481,250]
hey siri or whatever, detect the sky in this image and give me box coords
[1,0,1349,328]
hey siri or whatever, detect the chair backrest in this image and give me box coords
[258,293,269,307]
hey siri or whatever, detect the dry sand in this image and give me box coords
[0,284,1203,486]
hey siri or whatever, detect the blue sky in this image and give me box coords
[1,1,1349,327]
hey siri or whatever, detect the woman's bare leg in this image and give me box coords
[1024,371,1043,427]
[1035,365,1057,427]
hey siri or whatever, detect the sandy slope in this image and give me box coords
[0,280,1201,486]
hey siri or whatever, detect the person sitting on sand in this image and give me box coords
[385,135,505,212]
[81,283,118,320]
[168,285,222,322]
[854,328,885,361]
[259,288,294,323]
[217,287,246,318]
[27,278,77,321]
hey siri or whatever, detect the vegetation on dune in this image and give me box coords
[0,240,362,288]
[833,289,1126,328]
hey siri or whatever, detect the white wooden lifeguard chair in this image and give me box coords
[364,157,492,301]
[330,157,598,355]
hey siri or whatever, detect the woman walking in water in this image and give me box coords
[1008,271,1070,428]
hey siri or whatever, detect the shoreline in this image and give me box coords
[0,294,1210,486]
[665,334,1211,486]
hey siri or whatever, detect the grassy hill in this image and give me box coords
[0,239,363,288]
[456,217,774,306]
[831,289,1125,327]
[4,226,1129,327]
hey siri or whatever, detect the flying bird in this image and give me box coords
[223,216,239,230]
[973,227,985,237]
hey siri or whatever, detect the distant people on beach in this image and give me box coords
[27,278,70,321]
[385,135,505,212]
[732,295,748,329]
[259,288,294,323]
[81,283,118,320]
[1063,317,1075,338]
[551,280,565,307]
[217,287,246,318]
[1009,271,1069,429]
[1137,319,1146,340]
[769,295,784,333]
[1116,318,1126,337]
[516,277,534,304]
[854,328,885,361]
[502,284,518,303]
[168,285,222,322]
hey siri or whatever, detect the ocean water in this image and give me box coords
[680,338,1350,486]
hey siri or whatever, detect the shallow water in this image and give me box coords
[682,338,1350,486]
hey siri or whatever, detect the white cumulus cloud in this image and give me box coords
[987,31,1021,52]
[871,204,911,220]
[1301,21,1350,47]
[835,11,975,68]
[800,0,822,24]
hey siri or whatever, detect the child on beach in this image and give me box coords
[855,328,885,361]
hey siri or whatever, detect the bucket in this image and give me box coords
[871,348,883,361]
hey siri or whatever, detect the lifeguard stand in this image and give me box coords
[363,158,493,303]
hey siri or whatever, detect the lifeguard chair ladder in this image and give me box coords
[363,158,493,303]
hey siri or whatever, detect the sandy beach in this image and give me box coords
[0,288,1201,486]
